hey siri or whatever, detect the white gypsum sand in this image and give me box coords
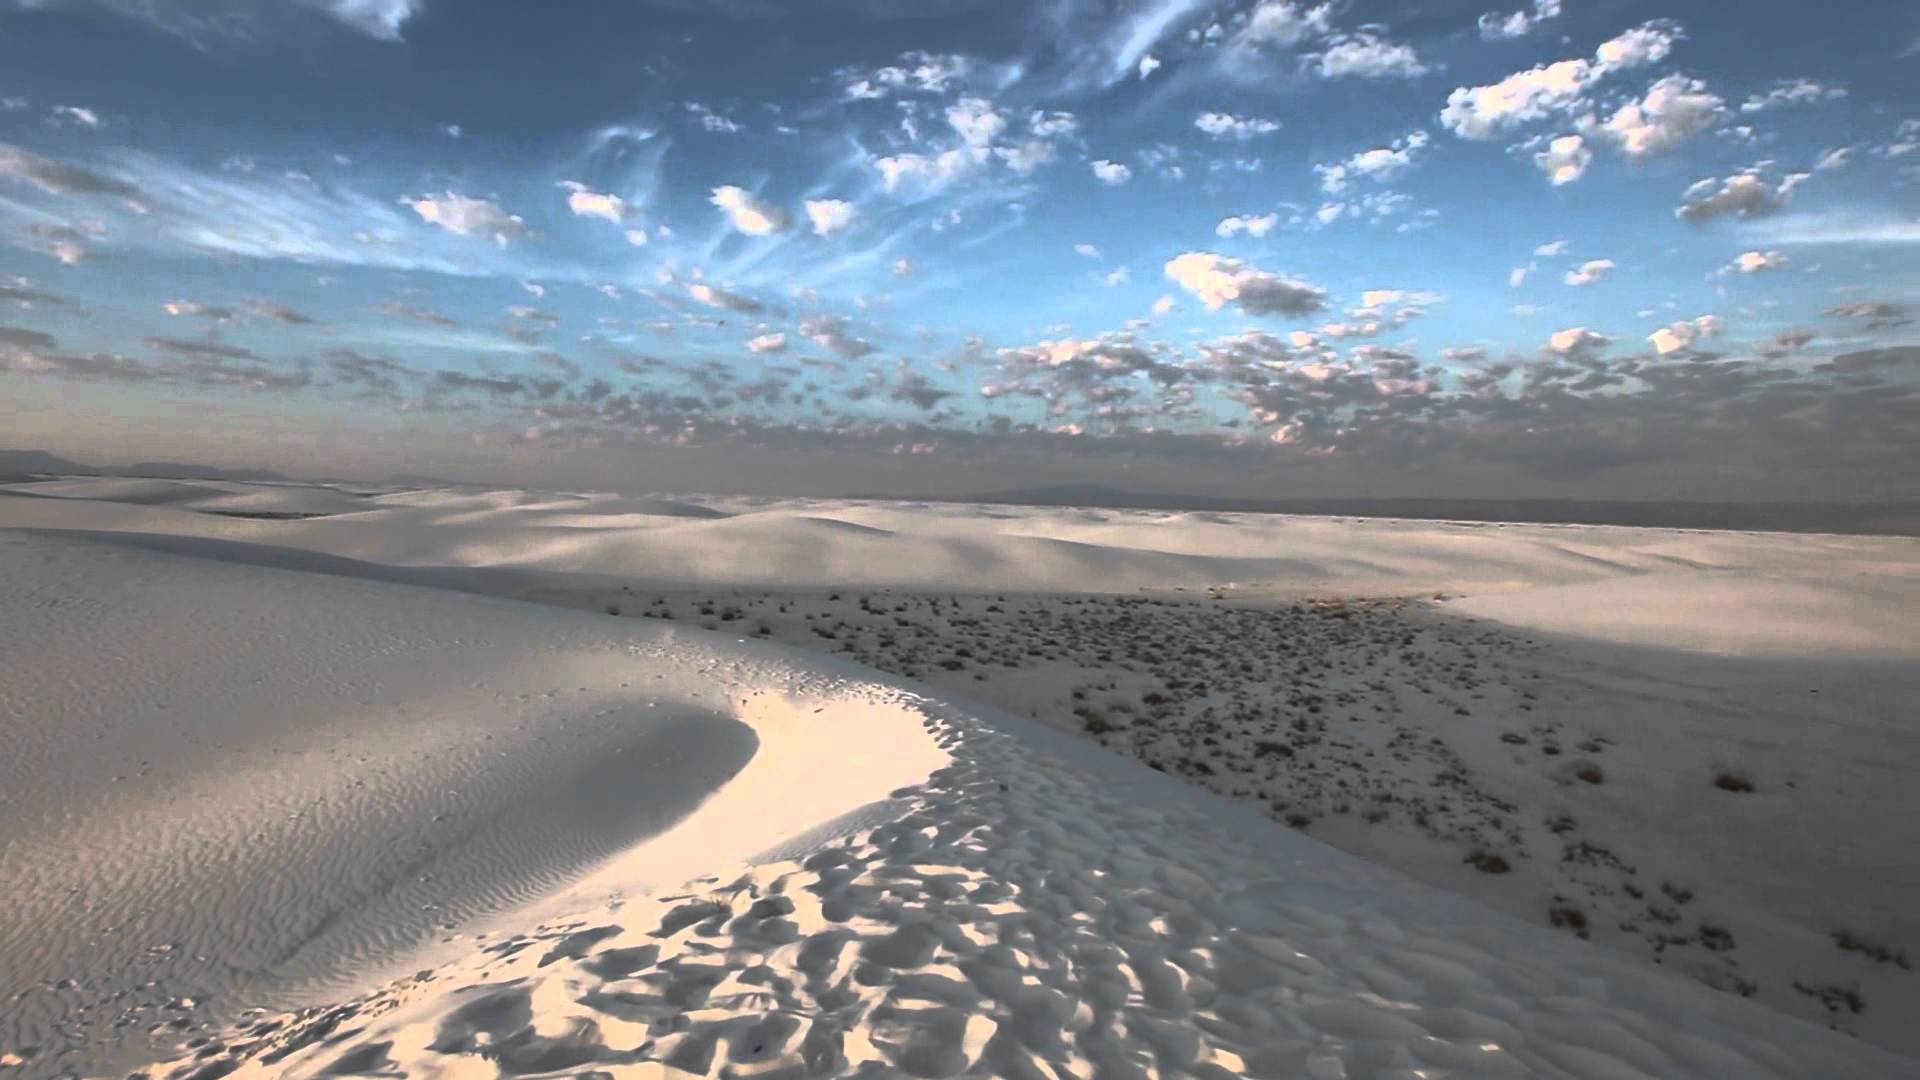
[0,476,1916,1078]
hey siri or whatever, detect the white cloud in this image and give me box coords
[1104,267,1131,287]
[711,185,790,234]
[1138,54,1161,78]
[1592,20,1681,72]
[1239,1,1332,46]
[873,150,978,198]
[1509,263,1534,287]
[1195,112,1281,140]
[995,139,1058,175]
[1649,314,1722,354]
[50,105,101,128]
[1164,251,1328,316]
[1740,79,1845,113]
[688,281,765,314]
[1728,250,1789,274]
[1029,110,1078,138]
[890,257,916,277]
[1548,326,1610,354]
[557,180,625,224]
[947,96,1007,148]
[747,332,788,353]
[1814,147,1852,172]
[625,228,649,247]
[1739,211,1920,246]
[1440,21,1681,140]
[1075,243,1103,259]
[1564,258,1615,286]
[1315,130,1427,193]
[804,198,857,237]
[1478,0,1560,40]
[1534,239,1568,256]
[404,192,526,247]
[1152,294,1177,314]
[800,315,875,359]
[1533,134,1591,184]
[1594,74,1724,158]
[1439,59,1593,139]
[1091,159,1133,185]
[1675,167,1807,224]
[1311,34,1427,79]
[1216,213,1279,238]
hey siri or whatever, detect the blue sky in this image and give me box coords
[1,0,1916,499]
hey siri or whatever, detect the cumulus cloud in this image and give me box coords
[688,281,766,314]
[1740,79,1846,113]
[1439,21,1680,140]
[804,198,857,236]
[800,315,876,359]
[1564,259,1615,286]
[404,192,526,246]
[1548,327,1611,354]
[1533,134,1591,184]
[873,150,978,199]
[711,185,790,234]
[1315,130,1427,193]
[50,104,101,128]
[1216,213,1278,238]
[747,331,788,353]
[1675,166,1807,224]
[1727,250,1789,274]
[1593,74,1724,158]
[1164,252,1327,316]
[947,96,1007,148]
[1195,112,1281,140]
[1649,314,1723,355]
[1091,160,1132,185]
[1238,1,1332,47]
[1310,34,1427,79]
[1479,0,1560,40]
[557,180,626,224]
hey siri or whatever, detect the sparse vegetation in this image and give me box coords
[1713,772,1755,793]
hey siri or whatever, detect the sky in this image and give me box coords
[0,0,1916,501]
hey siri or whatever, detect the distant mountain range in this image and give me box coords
[923,484,1920,538]
[0,449,290,484]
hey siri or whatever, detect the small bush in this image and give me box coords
[1465,851,1511,874]
[1835,930,1913,970]
[1549,905,1589,938]
[1575,764,1605,784]
[1713,772,1755,793]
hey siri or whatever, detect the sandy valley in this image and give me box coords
[1,475,1916,1079]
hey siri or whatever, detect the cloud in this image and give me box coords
[688,281,766,314]
[557,181,626,224]
[1439,21,1680,140]
[1091,160,1132,185]
[162,299,236,321]
[890,257,916,277]
[1649,314,1722,355]
[1548,327,1611,355]
[1738,211,1920,246]
[839,51,971,99]
[1675,166,1807,224]
[1509,263,1533,287]
[0,140,142,202]
[947,96,1007,148]
[1310,34,1427,79]
[1164,252,1327,316]
[800,315,875,358]
[1195,112,1281,140]
[1216,213,1278,238]
[1074,243,1102,259]
[1315,130,1427,193]
[1564,259,1615,286]
[5,0,421,43]
[1727,250,1789,274]
[50,104,101,128]
[374,301,457,327]
[711,185,790,234]
[404,192,527,246]
[1138,54,1161,78]
[804,198,857,236]
[747,331,788,353]
[22,223,91,264]
[1479,0,1560,40]
[873,150,978,199]
[1533,134,1591,184]
[1593,74,1724,158]
[1740,79,1846,113]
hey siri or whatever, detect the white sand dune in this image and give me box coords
[2,477,1917,1078]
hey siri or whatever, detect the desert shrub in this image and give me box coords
[1713,772,1755,793]
[1465,851,1511,874]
